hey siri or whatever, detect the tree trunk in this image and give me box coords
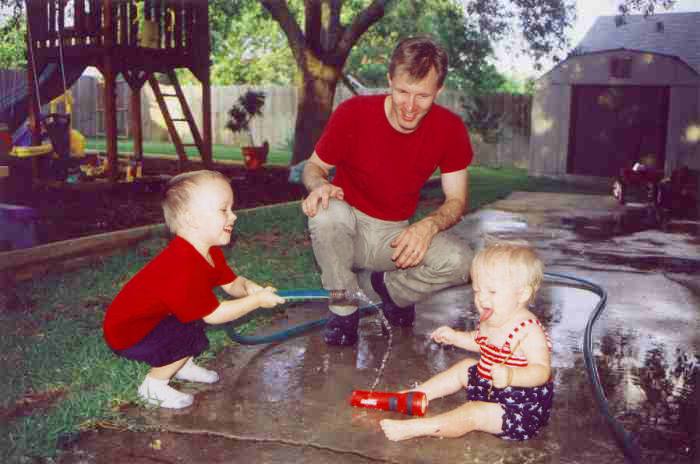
[291,70,340,165]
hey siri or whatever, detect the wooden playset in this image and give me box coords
[13,0,213,181]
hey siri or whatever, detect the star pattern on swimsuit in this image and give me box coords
[465,365,554,441]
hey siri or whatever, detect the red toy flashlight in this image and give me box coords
[349,390,427,416]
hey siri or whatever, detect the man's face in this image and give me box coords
[386,67,443,134]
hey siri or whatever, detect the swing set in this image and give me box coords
[5,0,213,184]
[6,17,86,181]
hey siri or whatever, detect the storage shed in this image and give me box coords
[529,12,700,180]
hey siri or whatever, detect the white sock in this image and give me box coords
[138,375,193,409]
[174,358,220,384]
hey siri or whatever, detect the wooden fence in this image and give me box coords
[2,69,532,168]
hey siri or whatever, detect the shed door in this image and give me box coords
[568,85,669,177]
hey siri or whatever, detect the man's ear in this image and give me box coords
[436,85,444,98]
[387,72,393,88]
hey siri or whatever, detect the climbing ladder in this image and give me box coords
[148,70,205,169]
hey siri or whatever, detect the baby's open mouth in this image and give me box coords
[480,307,494,322]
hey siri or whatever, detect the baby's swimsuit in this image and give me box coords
[466,318,554,441]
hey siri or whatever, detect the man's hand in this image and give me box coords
[301,152,343,217]
[301,183,345,217]
[390,219,438,268]
[255,287,286,308]
[491,365,513,389]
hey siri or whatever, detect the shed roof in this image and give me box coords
[577,12,700,74]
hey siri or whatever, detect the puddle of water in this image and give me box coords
[593,331,699,459]
[559,207,700,243]
[559,248,700,274]
[560,208,659,240]
[537,277,698,459]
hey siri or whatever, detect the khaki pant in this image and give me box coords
[308,200,473,315]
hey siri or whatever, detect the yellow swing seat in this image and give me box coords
[10,143,54,158]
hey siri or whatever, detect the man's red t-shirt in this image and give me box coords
[103,236,237,350]
[314,95,474,221]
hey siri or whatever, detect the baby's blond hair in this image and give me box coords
[162,170,228,233]
[470,239,544,304]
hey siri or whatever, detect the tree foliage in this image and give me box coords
[0,1,25,69]
[345,0,516,94]
[617,0,677,16]
[0,20,25,69]
[208,0,298,85]
[0,0,683,163]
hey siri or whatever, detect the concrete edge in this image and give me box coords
[0,199,304,280]
[1,180,446,280]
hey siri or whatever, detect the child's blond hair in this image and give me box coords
[470,239,544,304]
[162,170,229,233]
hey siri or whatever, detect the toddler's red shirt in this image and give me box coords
[103,236,236,350]
[315,95,474,221]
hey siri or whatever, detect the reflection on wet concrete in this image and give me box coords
[559,247,700,274]
[596,333,699,460]
[559,205,700,244]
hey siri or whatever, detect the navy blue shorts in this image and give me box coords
[113,315,209,367]
[466,364,554,440]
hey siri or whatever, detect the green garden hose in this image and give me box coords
[223,289,381,345]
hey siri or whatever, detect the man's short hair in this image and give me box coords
[470,239,544,304]
[162,170,228,233]
[389,36,449,88]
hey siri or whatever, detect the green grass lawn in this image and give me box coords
[85,138,292,165]
[0,167,606,462]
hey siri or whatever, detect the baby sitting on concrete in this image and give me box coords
[381,239,553,441]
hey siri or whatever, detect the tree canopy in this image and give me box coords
[345,0,518,94]
[0,0,681,78]
[0,0,682,163]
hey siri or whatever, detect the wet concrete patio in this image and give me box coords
[59,192,699,463]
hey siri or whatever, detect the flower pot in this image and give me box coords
[242,142,269,170]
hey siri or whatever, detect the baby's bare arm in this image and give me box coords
[492,326,551,388]
[431,327,479,352]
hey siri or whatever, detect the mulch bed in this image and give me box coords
[2,158,306,246]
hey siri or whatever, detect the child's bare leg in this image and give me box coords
[138,357,193,409]
[174,357,220,383]
[149,357,189,380]
[414,358,477,401]
[381,401,503,441]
